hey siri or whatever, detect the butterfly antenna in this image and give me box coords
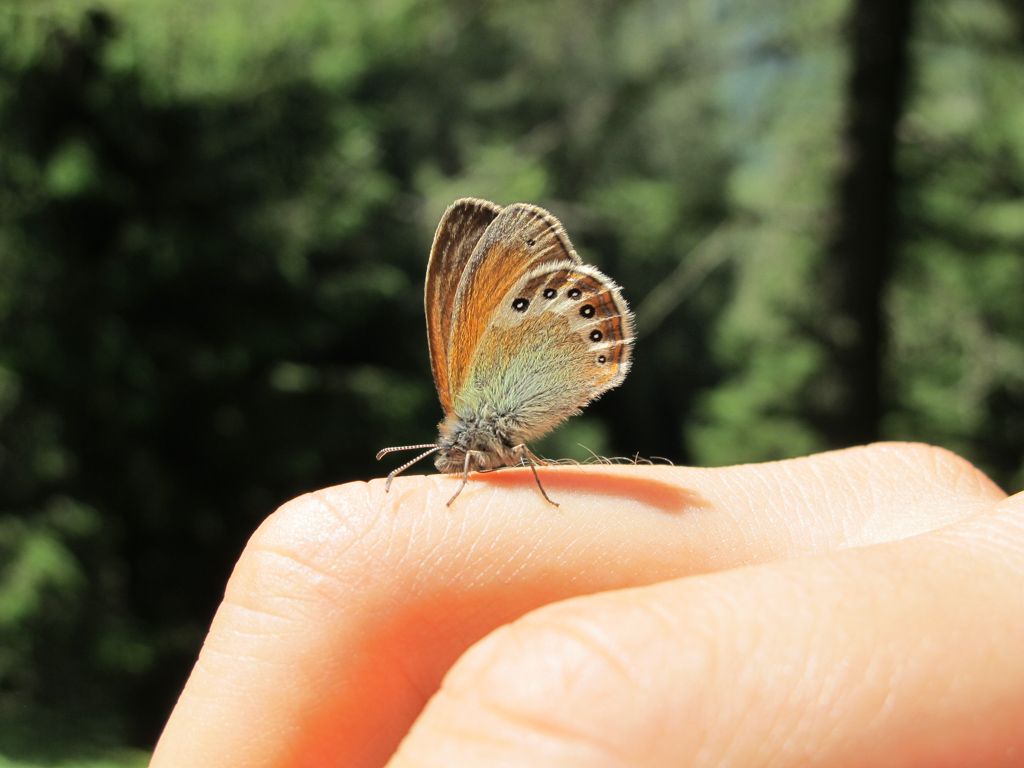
[383,446,440,492]
[376,443,437,461]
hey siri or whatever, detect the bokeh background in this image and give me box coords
[1,0,1022,764]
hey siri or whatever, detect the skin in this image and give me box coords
[152,442,1024,767]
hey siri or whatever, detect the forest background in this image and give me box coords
[1,0,1022,764]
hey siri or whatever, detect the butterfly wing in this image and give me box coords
[425,198,502,413]
[454,258,634,443]
[446,203,584,401]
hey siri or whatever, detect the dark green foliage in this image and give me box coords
[0,0,1020,760]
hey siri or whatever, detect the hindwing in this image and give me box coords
[454,259,634,441]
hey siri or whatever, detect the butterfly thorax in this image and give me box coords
[434,410,524,473]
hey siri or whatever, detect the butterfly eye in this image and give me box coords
[590,329,603,342]
[512,297,530,312]
[543,288,557,299]
[567,288,582,299]
[597,355,607,364]
[580,304,595,318]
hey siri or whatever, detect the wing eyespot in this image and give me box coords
[543,288,557,299]
[597,355,607,364]
[589,329,603,342]
[512,297,530,312]
[567,287,582,299]
[580,304,595,318]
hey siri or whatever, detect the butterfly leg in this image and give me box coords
[513,444,559,507]
[446,450,483,507]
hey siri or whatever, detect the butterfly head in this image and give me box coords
[434,409,521,473]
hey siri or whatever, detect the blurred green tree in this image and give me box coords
[0,0,1020,761]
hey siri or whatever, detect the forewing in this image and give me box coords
[425,198,502,413]
[455,259,634,443]
[447,204,584,400]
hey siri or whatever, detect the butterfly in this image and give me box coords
[377,198,634,505]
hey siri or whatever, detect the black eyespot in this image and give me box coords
[580,304,595,318]
[590,329,603,342]
[526,238,536,246]
[512,298,529,312]
[567,287,582,299]
[543,288,557,299]
[597,355,607,364]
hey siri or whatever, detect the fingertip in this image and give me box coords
[155,479,396,768]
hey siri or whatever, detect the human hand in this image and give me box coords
[151,443,1023,767]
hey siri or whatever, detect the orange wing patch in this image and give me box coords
[547,267,634,391]
[446,204,583,401]
[425,198,501,413]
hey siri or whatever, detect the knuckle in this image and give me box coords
[446,611,629,698]
[435,599,699,763]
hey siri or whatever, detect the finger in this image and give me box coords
[389,490,1024,767]
[151,443,1004,768]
